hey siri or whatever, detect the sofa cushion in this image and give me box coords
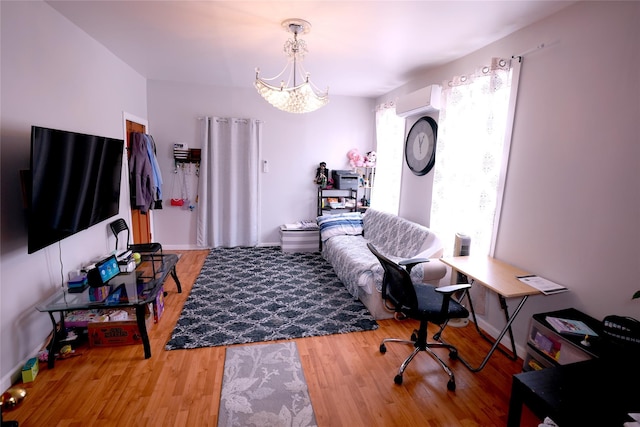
[363,209,438,258]
[323,234,426,296]
[317,212,363,242]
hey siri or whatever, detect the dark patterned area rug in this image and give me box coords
[165,246,378,350]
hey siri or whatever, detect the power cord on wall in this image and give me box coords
[58,240,64,288]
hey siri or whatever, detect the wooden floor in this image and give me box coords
[6,250,541,426]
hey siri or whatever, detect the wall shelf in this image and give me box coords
[317,188,357,217]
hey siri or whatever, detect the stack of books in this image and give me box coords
[67,273,88,293]
[546,316,599,337]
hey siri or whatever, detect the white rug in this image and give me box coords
[218,341,317,427]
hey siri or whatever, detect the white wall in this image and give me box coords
[398,113,439,225]
[382,1,640,351]
[146,80,375,248]
[0,1,147,390]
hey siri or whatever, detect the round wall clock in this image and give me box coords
[405,116,438,176]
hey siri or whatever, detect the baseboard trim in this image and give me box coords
[162,243,281,251]
[1,341,44,393]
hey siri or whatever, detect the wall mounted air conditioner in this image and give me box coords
[396,85,442,118]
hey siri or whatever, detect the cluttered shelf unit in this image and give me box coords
[35,253,181,368]
[523,308,603,372]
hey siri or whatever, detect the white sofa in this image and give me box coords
[318,208,446,319]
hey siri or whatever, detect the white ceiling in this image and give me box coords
[46,1,576,98]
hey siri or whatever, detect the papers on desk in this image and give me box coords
[516,275,568,295]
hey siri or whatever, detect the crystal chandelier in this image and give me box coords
[255,19,329,114]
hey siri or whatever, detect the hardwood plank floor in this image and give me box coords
[5,250,541,426]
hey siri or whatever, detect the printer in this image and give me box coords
[332,170,359,190]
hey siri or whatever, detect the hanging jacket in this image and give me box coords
[129,132,155,213]
[144,134,163,208]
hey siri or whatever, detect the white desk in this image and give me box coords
[439,256,541,372]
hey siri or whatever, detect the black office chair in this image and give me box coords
[368,243,470,391]
[109,218,163,277]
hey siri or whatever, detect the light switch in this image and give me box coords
[263,160,269,173]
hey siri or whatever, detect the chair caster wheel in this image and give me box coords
[411,331,418,341]
[380,344,387,353]
[449,350,458,360]
[394,374,403,385]
[447,379,456,391]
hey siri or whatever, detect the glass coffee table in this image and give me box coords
[36,253,181,368]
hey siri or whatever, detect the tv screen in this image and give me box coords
[28,126,124,254]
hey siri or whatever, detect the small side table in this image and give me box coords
[280,226,320,252]
[508,359,640,426]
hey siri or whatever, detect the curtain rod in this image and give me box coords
[512,41,556,63]
[197,116,264,123]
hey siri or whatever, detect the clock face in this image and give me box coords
[405,116,437,176]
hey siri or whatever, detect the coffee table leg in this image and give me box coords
[47,312,58,369]
[170,266,182,293]
[136,304,151,359]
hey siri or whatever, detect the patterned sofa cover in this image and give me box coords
[318,208,446,319]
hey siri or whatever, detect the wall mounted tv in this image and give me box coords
[28,126,124,254]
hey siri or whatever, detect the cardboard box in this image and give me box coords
[22,357,39,383]
[88,306,152,347]
[153,286,164,323]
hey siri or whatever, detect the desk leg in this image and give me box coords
[465,283,517,360]
[464,295,528,372]
[499,295,519,361]
[437,283,528,372]
[136,304,151,359]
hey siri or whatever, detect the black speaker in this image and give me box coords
[87,268,102,288]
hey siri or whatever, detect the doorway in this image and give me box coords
[125,119,153,244]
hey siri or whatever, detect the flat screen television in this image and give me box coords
[28,126,124,254]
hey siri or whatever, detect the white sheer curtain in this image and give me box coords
[370,102,404,215]
[197,117,261,247]
[430,58,516,257]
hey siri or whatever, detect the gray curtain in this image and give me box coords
[197,117,261,247]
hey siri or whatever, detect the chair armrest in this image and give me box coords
[436,283,471,316]
[435,283,471,294]
[399,257,429,273]
[399,257,429,266]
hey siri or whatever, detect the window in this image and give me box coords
[431,58,517,257]
[371,103,404,215]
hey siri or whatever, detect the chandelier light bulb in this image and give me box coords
[255,18,329,114]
